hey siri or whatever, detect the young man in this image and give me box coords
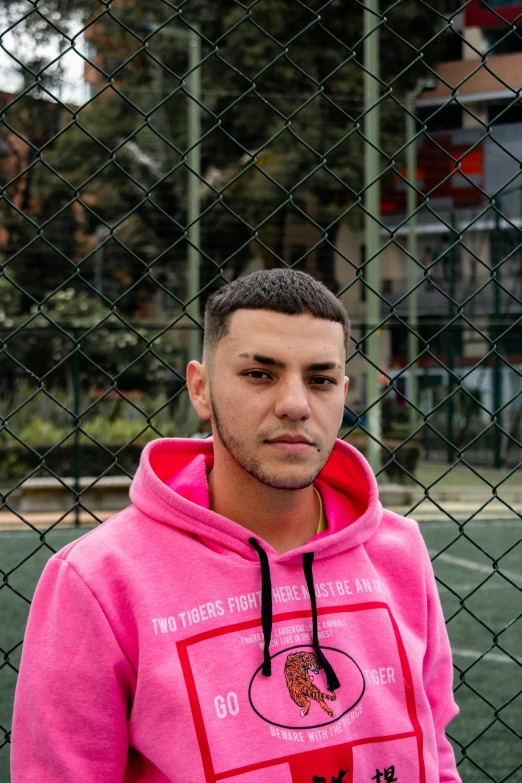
[11,269,461,782]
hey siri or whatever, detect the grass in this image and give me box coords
[0,518,521,783]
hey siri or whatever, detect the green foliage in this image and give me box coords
[0,382,199,480]
[0,275,20,328]
[0,0,458,316]
[0,381,197,440]
[0,0,459,388]
[1,285,185,391]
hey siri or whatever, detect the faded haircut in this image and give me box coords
[203,269,350,359]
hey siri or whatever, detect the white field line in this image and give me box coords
[417,519,522,527]
[411,506,522,513]
[415,512,521,519]
[415,513,522,519]
[393,504,522,514]
[0,531,85,538]
[428,550,522,586]
[452,648,520,664]
[439,583,516,593]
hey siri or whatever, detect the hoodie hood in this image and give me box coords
[129,437,383,564]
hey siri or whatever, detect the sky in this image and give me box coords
[0,6,90,106]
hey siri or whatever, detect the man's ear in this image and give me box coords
[186,361,212,420]
[344,376,349,398]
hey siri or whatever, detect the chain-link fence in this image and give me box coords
[0,0,521,780]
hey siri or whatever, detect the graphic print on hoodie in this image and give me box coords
[11,438,462,783]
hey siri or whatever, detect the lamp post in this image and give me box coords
[149,24,202,362]
[405,78,436,435]
[364,0,382,473]
[492,203,503,468]
[186,28,202,364]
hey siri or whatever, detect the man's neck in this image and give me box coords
[207,457,320,556]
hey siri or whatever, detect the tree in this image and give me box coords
[0,0,457,386]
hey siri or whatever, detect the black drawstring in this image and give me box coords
[248,537,273,676]
[248,539,340,692]
[303,551,341,691]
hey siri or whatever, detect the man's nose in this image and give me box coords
[273,377,311,421]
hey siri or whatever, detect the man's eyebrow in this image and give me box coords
[237,354,342,372]
[238,352,286,369]
[307,362,343,372]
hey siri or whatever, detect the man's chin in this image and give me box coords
[254,469,320,491]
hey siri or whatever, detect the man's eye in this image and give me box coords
[246,371,270,380]
[310,377,335,386]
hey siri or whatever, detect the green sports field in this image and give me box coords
[0,516,520,783]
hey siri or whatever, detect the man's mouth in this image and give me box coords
[267,434,313,445]
[265,434,315,452]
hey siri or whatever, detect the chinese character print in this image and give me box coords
[371,766,398,783]
[312,769,348,783]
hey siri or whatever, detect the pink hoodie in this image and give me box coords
[11,438,461,783]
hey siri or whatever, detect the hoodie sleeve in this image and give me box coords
[421,540,462,783]
[11,556,135,783]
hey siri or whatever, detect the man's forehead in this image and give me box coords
[224,308,344,342]
[219,309,345,364]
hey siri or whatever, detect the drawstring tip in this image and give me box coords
[302,552,341,693]
[319,651,341,691]
[262,660,272,677]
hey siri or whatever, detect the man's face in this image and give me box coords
[198,309,348,490]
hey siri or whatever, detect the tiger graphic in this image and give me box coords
[284,651,337,718]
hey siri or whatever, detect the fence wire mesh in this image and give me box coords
[0,0,521,780]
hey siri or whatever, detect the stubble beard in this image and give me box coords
[209,388,334,491]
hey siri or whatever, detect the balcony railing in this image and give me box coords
[380,275,522,316]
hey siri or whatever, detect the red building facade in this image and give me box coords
[465,0,522,28]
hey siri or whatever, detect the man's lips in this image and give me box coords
[265,435,315,453]
[266,435,313,445]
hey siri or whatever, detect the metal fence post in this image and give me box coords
[406,89,419,435]
[72,338,81,528]
[446,212,457,464]
[187,27,202,364]
[364,0,382,473]
[153,23,202,364]
[492,204,503,468]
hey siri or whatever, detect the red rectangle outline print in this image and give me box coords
[177,602,425,783]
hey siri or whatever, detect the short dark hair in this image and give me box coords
[203,269,350,357]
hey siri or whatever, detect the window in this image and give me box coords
[484,27,522,54]
[489,100,522,125]
[391,324,408,358]
[419,319,463,358]
[382,279,393,296]
[485,0,522,6]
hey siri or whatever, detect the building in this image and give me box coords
[327,0,522,465]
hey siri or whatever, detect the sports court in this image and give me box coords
[0,502,520,783]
